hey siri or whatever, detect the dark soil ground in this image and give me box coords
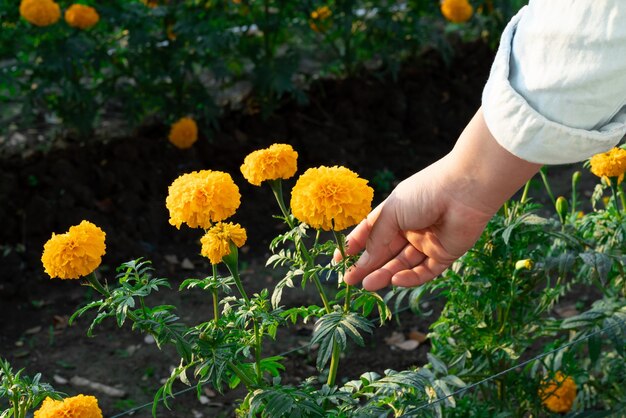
[0,41,595,417]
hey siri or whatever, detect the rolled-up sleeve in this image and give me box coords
[482,1,626,165]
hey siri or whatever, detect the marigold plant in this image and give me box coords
[290,165,373,231]
[41,220,106,279]
[309,5,332,33]
[440,0,473,23]
[240,143,298,186]
[19,0,61,27]
[34,394,102,418]
[64,4,99,30]
[589,147,626,183]
[166,170,241,229]
[168,117,198,149]
[538,371,577,414]
[201,222,247,265]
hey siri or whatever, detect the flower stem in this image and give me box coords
[228,361,255,388]
[609,178,623,220]
[270,179,332,313]
[520,179,531,204]
[539,167,556,207]
[85,271,108,296]
[253,321,263,384]
[326,341,341,387]
[212,264,219,323]
[332,230,351,312]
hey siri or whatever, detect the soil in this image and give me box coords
[0,40,592,417]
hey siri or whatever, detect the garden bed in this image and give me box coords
[0,39,604,417]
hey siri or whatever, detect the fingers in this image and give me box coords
[342,204,407,286]
[390,258,449,288]
[361,245,426,291]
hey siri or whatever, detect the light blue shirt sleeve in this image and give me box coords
[482,0,626,164]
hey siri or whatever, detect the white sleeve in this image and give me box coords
[482,0,626,165]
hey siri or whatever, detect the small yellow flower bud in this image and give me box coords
[515,259,533,270]
[555,196,568,221]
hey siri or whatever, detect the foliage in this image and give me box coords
[0,358,61,418]
[0,0,527,144]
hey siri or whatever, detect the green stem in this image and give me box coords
[539,167,556,206]
[232,271,249,304]
[228,361,255,388]
[520,179,531,204]
[326,341,341,387]
[212,264,219,323]
[609,178,623,220]
[85,271,109,297]
[270,180,332,313]
[332,229,351,312]
[253,321,263,383]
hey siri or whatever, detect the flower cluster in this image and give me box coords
[166,170,241,229]
[240,143,298,186]
[291,165,373,231]
[309,6,332,33]
[41,221,106,280]
[65,4,99,30]
[538,371,577,414]
[589,147,626,183]
[34,394,102,418]
[19,0,61,27]
[201,222,247,264]
[168,117,198,149]
[440,0,473,23]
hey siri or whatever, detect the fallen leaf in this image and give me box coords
[384,331,405,346]
[24,326,42,335]
[395,340,420,351]
[181,258,195,270]
[53,375,68,385]
[164,254,179,265]
[408,330,428,343]
[70,376,126,398]
[555,303,579,318]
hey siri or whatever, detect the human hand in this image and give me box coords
[334,159,494,291]
[334,109,542,291]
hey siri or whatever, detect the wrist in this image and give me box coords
[444,108,542,215]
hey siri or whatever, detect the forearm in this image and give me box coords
[442,108,542,215]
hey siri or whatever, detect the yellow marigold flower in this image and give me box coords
[142,0,159,8]
[240,143,298,186]
[35,394,103,418]
[168,117,198,149]
[19,0,61,27]
[309,5,332,33]
[589,147,626,184]
[65,4,99,30]
[440,0,473,23]
[166,170,241,229]
[42,221,106,280]
[200,222,247,264]
[291,165,373,231]
[539,371,577,414]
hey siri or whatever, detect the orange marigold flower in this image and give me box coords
[309,5,332,32]
[166,170,241,229]
[291,166,373,231]
[200,222,247,264]
[168,117,198,149]
[65,4,99,30]
[538,371,577,414]
[440,0,473,23]
[589,147,626,184]
[42,221,106,280]
[142,0,159,8]
[19,0,61,27]
[35,394,103,418]
[240,143,298,186]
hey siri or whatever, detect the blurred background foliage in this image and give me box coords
[0,0,527,145]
